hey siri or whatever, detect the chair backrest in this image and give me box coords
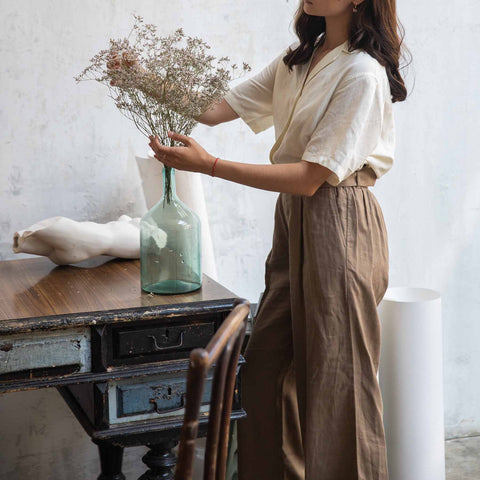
[174,298,250,480]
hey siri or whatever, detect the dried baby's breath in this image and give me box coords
[75,14,251,203]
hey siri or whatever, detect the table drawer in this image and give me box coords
[0,328,91,381]
[94,312,227,369]
[107,371,214,424]
[115,322,215,358]
[63,356,244,429]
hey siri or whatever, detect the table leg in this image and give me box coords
[97,443,126,480]
[138,440,178,480]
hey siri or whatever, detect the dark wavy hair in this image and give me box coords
[283,0,411,103]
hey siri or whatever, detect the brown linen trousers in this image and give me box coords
[237,165,389,480]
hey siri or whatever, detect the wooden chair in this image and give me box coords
[174,298,250,480]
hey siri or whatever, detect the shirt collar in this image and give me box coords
[304,38,352,87]
[316,33,353,55]
[342,40,354,55]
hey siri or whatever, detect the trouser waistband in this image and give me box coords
[319,165,377,188]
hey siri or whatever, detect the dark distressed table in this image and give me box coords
[0,256,247,479]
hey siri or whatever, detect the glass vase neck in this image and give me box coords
[162,166,178,204]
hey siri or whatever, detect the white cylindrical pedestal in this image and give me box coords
[378,287,445,480]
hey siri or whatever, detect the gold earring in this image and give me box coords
[353,2,358,12]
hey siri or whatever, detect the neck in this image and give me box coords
[321,12,351,49]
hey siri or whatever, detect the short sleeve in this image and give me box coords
[223,49,285,134]
[301,73,383,185]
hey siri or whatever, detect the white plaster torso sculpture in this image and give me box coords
[12,153,216,280]
[12,215,160,266]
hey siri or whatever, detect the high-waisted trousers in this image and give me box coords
[237,166,389,480]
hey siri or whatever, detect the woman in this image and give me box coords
[149,1,408,478]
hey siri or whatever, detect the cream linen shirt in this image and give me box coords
[223,34,395,186]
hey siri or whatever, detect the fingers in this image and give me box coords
[167,131,191,145]
[148,136,186,170]
[147,132,190,154]
[148,135,167,162]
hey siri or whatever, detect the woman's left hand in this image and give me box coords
[149,131,215,175]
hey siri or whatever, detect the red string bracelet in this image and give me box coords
[211,157,219,177]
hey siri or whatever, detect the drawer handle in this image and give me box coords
[147,331,184,351]
[149,394,185,414]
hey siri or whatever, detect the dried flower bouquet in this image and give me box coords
[75,14,251,203]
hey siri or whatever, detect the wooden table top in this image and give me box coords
[0,257,239,334]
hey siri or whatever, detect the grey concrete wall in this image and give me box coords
[0,0,479,477]
[381,1,480,439]
[0,0,296,478]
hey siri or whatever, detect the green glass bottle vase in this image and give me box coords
[140,166,202,294]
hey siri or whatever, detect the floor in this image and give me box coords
[446,435,480,480]
[192,433,480,480]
